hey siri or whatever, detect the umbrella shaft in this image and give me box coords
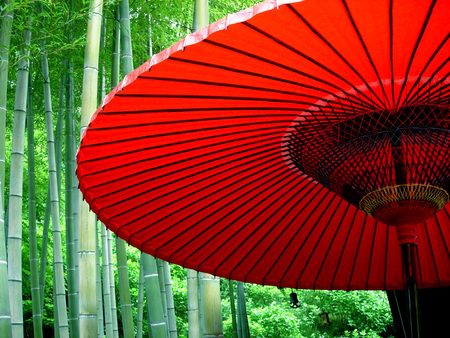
[402,243,420,338]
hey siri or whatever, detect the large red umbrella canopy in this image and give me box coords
[77,0,450,291]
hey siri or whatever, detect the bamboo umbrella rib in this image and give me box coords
[422,220,441,286]
[346,213,369,290]
[402,33,450,104]
[396,0,437,106]
[240,20,383,108]
[286,4,386,109]
[96,144,282,221]
[279,194,341,286]
[167,56,373,106]
[126,153,287,247]
[261,187,333,286]
[310,200,349,289]
[81,131,281,181]
[340,0,390,105]
[178,168,299,267]
[138,76,330,101]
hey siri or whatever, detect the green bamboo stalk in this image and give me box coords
[136,255,144,338]
[236,282,249,338]
[163,262,177,338]
[116,238,134,337]
[143,254,167,338]
[0,180,10,338]
[79,0,103,335]
[7,24,31,338]
[119,0,133,76]
[157,259,168,331]
[64,58,79,337]
[39,187,50,314]
[0,0,14,218]
[187,269,201,338]
[228,280,238,338]
[108,232,119,338]
[41,29,70,337]
[193,0,209,31]
[0,4,13,333]
[111,7,120,90]
[199,273,223,338]
[96,222,104,337]
[101,225,113,338]
[0,3,12,321]
[27,69,43,338]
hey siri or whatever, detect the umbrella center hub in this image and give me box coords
[285,103,450,222]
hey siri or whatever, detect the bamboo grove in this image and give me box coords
[0,0,394,337]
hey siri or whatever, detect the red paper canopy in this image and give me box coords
[77,0,450,290]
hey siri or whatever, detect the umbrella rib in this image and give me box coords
[286,3,385,110]
[347,213,369,290]
[330,207,358,290]
[168,56,374,109]
[406,59,450,104]
[79,118,292,148]
[137,76,327,101]
[261,186,330,287]
[88,140,281,211]
[340,0,390,108]
[115,153,283,241]
[81,134,280,191]
[311,201,350,289]
[384,225,390,291]
[78,125,285,166]
[180,170,299,269]
[241,184,324,284]
[403,32,450,105]
[389,0,395,106]
[135,160,290,254]
[422,219,440,287]
[114,92,317,106]
[209,175,315,278]
[241,21,378,109]
[204,38,375,110]
[365,219,379,290]
[279,193,339,288]
[99,146,282,225]
[396,0,438,107]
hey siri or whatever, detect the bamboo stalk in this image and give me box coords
[79,0,103,335]
[163,262,178,338]
[143,254,167,338]
[39,188,51,314]
[116,238,134,337]
[236,282,249,338]
[7,24,31,338]
[187,269,201,338]
[0,0,14,218]
[101,225,113,338]
[96,222,104,337]
[41,29,70,337]
[157,259,169,331]
[64,58,79,337]
[27,69,43,338]
[119,0,133,76]
[228,280,238,338]
[199,273,223,338]
[108,232,119,338]
[136,255,144,338]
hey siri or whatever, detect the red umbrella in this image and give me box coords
[77,0,450,295]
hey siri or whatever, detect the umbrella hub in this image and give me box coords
[359,184,449,243]
[286,103,450,215]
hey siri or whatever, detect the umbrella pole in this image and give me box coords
[401,243,420,338]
